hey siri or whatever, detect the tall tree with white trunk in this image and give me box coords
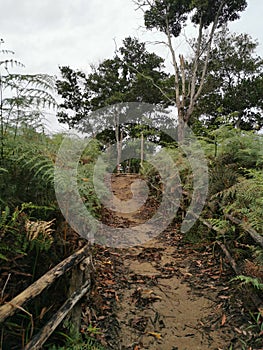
[135,0,248,140]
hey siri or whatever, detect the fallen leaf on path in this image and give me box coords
[183,272,193,277]
[81,178,89,182]
[221,314,227,326]
[141,289,154,295]
[218,295,229,300]
[147,331,162,339]
[101,305,111,310]
[234,327,242,334]
[104,279,115,285]
[211,275,221,280]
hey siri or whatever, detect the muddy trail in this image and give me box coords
[90,174,254,350]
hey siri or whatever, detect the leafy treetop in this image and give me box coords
[142,0,247,37]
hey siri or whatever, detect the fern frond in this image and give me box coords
[25,219,54,241]
[232,275,263,290]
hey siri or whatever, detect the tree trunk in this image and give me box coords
[140,132,144,169]
[177,109,186,142]
[114,113,123,173]
[116,129,123,173]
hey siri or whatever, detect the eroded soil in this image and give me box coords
[88,174,258,350]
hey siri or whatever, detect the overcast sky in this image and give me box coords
[1,0,262,77]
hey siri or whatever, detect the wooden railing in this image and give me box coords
[195,212,263,314]
[0,243,93,350]
[1,208,262,348]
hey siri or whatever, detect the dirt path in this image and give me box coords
[93,174,249,350]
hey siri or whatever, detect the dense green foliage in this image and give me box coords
[135,0,249,141]
[1,2,263,347]
[0,42,106,349]
[193,27,263,131]
[141,0,247,37]
[56,37,169,129]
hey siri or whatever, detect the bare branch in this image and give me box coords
[186,16,204,119]
[133,0,152,12]
[193,0,227,104]
[180,54,186,110]
[190,16,203,103]
[165,8,180,107]
[124,61,174,104]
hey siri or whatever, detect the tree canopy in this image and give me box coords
[142,0,247,36]
[191,27,263,132]
[56,37,169,129]
[135,0,248,139]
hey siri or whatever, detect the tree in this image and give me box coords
[193,27,263,131]
[56,37,169,126]
[56,37,170,169]
[135,0,248,139]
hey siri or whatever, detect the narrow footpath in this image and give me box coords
[90,174,252,350]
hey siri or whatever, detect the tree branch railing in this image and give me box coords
[224,212,263,249]
[193,213,263,314]
[0,243,93,350]
[24,278,91,350]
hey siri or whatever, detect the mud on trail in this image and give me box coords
[89,174,252,350]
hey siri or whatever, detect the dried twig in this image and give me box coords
[1,273,11,300]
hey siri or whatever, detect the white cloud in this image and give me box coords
[1,0,261,132]
[1,0,144,74]
[1,0,261,76]
[229,0,263,56]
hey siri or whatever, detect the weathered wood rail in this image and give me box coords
[0,243,93,350]
[1,198,262,348]
[195,213,263,315]
[24,279,91,350]
[224,213,263,249]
